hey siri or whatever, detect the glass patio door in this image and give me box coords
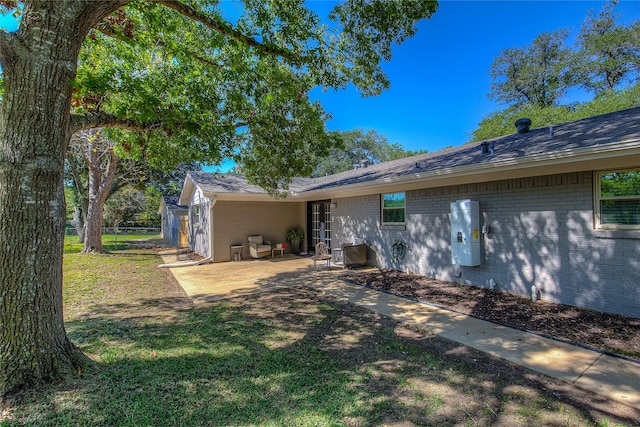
[309,201,331,251]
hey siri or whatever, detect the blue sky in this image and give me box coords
[2,1,638,168]
[310,0,640,153]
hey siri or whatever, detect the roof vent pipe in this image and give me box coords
[359,159,370,168]
[515,117,532,134]
[480,141,495,155]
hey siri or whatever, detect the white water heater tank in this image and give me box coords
[450,200,481,266]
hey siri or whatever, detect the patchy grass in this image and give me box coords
[1,249,637,426]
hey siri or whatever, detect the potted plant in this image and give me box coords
[286,228,305,254]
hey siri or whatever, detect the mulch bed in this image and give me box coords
[341,269,640,361]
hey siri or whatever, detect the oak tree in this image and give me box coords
[0,0,437,398]
[489,30,573,108]
[576,0,640,94]
[476,1,639,141]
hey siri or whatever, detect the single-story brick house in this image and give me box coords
[173,107,640,317]
[158,195,188,247]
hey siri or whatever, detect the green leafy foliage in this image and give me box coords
[311,129,426,177]
[576,1,640,94]
[471,82,640,142]
[103,186,157,227]
[285,228,304,242]
[600,170,640,198]
[475,2,639,141]
[67,0,437,194]
[329,0,438,96]
[489,30,573,108]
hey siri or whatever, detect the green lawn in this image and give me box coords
[64,233,162,254]
[1,249,635,426]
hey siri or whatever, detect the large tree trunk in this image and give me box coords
[72,205,87,243]
[67,153,89,243]
[0,2,124,398]
[83,140,118,253]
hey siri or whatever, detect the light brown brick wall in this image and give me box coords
[212,200,306,262]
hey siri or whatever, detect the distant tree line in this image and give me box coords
[473,1,640,141]
[310,129,427,177]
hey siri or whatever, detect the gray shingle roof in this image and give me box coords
[186,171,310,195]
[187,107,640,197]
[301,107,640,192]
[162,194,187,210]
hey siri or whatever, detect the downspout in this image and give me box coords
[159,199,217,268]
[158,256,212,268]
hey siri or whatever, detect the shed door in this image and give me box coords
[178,215,189,249]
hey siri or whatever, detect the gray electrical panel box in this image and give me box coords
[450,200,481,266]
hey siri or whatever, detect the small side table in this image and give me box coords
[271,247,284,257]
[332,247,343,264]
[230,245,243,261]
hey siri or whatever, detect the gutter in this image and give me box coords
[158,256,212,268]
[297,139,640,199]
[178,138,640,204]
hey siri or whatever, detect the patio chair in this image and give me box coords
[311,241,332,270]
[248,235,272,258]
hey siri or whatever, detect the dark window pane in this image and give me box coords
[601,200,640,225]
[383,208,405,223]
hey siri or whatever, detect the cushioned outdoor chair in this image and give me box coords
[248,235,272,258]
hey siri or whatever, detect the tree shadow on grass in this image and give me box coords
[8,287,638,426]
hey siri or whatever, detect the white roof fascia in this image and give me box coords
[298,139,640,199]
[178,173,197,206]
[179,139,640,202]
[203,192,301,202]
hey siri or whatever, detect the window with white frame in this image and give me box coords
[594,169,640,229]
[381,192,406,225]
[193,204,200,224]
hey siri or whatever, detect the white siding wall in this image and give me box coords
[189,188,212,257]
[160,204,172,243]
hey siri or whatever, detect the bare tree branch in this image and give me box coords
[71,111,248,134]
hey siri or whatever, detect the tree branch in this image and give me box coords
[92,22,132,43]
[153,0,296,61]
[71,111,247,134]
[92,19,223,69]
[0,30,18,63]
[70,112,162,134]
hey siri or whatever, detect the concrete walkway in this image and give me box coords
[159,252,640,411]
